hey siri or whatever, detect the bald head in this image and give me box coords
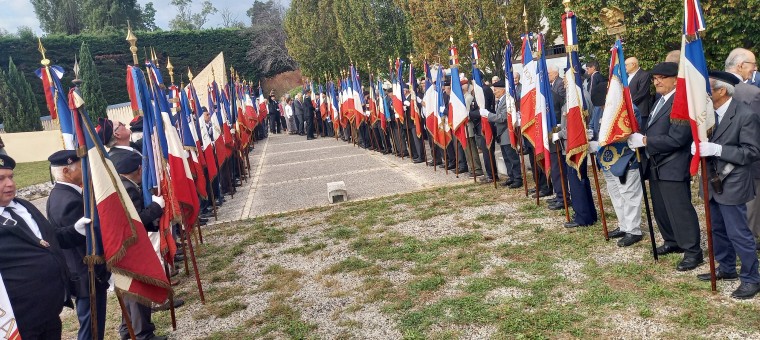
[665,50,680,63]
[548,65,559,82]
[725,48,757,81]
[625,57,640,75]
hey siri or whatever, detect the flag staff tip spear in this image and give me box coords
[523,5,529,32]
[38,38,50,66]
[126,21,138,65]
[167,56,175,84]
[188,67,194,81]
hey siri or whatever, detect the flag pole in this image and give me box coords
[589,155,609,240]
[188,221,206,303]
[554,137,570,222]
[700,158,717,291]
[117,291,137,340]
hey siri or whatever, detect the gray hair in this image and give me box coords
[710,78,735,97]
[51,163,78,182]
[725,48,752,72]
[548,65,560,73]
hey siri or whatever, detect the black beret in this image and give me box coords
[96,118,113,145]
[130,115,143,132]
[492,79,506,88]
[651,62,678,77]
[0,154,16,170]
[114,151,142,175]
[48,150,79,166]
[708,70,741,86]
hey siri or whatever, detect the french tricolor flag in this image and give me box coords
[70,86,170,305]
[471,55,492,147]
[393,59,405,123]
[520,34,538,147]
[37,65,75,149]
[449,44,469,148]
[672,0,713,176]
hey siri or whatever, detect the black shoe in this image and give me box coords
[508,182,523,189]
[426,160,443,166]
[564,221,589,228]
[533,190,552,198]
[458,168,469,173]
[617,234,643,247]
[469,171,484,177]
[446,164,457,170]
[676,256,704,272]
[655,244,684,256]
[697,269,739,282]
[528,188,537,194]
[307,137,316,140]
[200,212,213,219]
[198,217,209,223]
[504,179,514,185]
[174,254,185,262]
[152,298,185,312]
[548,202,564,210]
[479,177,494,184]
[413,159,424,164]
[608,228,625,239]
[731,282,760,299]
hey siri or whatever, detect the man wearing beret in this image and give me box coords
[692,71,760,299]
[0,154,74,338]
[488,79,522,187]
[46,150,110,340]
[115,151,167,340]
[628,62,703,271]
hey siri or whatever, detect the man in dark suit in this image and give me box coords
[693,71,760,299]
[626,57,653,125]
[267,92,282,134]
[628,62,703,271]
[489,80,522,187]
[114,152,167,340]
[303,89,316,140]
[548,65,569,210]
[46,150,110,340]
[472,71,498,183]
[294,93,304,135]
[0,154,73,339]
[724,48,760,242]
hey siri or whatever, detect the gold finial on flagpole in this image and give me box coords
[468,28,473,43]
[523,5,529,33]
[563,0,571,12]
[504,17,510,40]
[38,38,50,67]
[167,56,174,84]
[126,21,138,65]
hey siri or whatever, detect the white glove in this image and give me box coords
[152,195,166,208]
[699,142,722,157]
[586,129,594,140]
[627,133,645,149]
[404,100,410,106]
[74,217,91,236]
[552,133,560,143]
[479,108,490,117]
[690,141,696,155]
[365,111,371,115]
[230,128,236,134]
[588,141,600,153]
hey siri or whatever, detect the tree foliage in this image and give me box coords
[31,0,154,35]
[0,68,20,128]
[78,42,108,121]
[5,58,42,132]
[284,0,349,80]
[169,0,219,30]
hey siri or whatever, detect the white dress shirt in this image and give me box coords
[0,200,42,239]
[715,98,732,125]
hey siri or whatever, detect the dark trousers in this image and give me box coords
[20,316,62,340]
[477,136,498,180]
[270,113,281,133]
[306,114,315,138]
[409,124,424,161]
[325,121,335,137]
[315,115,324,136]
[359,124,371,148]
[550,149,569,201]
[373,125,388,151]
[710,200,760,283]
[295,115,304,134]
[649,177,702,258]
[567,159,597,225]
[75,283,108,340]
[525,139,549,192]
[500,143,522,183]
[119,297,155,340]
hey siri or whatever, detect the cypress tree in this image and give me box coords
[0,67,22,132]
[79,42,108,121]
[6,57,42,132]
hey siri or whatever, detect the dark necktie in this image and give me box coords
[5,206,41,243]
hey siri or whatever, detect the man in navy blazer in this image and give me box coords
[628,62,703,272]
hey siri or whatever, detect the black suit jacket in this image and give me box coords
[708,99,760,205]
[303,95,315,119]
[643,95,693,181]
[514,83,522,112]
[629,69,653,118]
[0,198,71,333]
[121,177,162,232]
[46,183,110,298]
[589,72,608,107]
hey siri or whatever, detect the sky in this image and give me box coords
[0,0,290,35]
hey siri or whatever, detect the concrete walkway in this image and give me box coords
[206,132,475,224]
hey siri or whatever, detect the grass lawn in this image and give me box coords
[15,160,50,188]
[61,182,760,339]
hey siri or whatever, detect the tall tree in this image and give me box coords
[284,0,348,79]
[169,0,218,30]
[5,57,42,132]
[0,67,19,127]
[31,0,83,34]
[81,0,146,33]
[244,1,297,78]
[142,2,159,31]
[79,42,108,121]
